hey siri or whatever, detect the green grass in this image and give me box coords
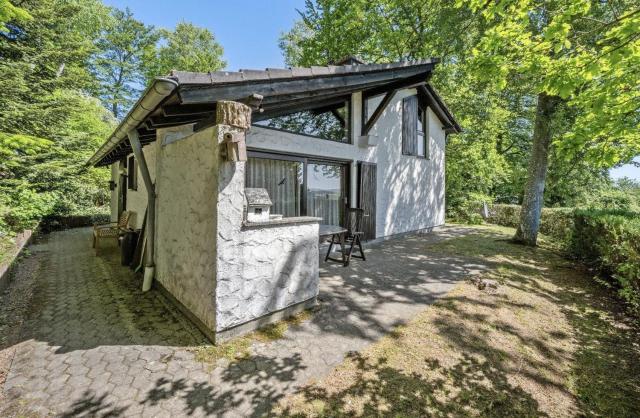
[276,225,640,417]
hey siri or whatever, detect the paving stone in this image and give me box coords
[0,226,470,417]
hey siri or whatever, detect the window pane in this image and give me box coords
[254,102,349,142]
[307,162,344,225]
[417,108,424,133]
[417,133,425,157]
[246,157,302,217]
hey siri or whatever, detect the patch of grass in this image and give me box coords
[192,309,313,364]
[276,225,640,417]
[0,235,16,266]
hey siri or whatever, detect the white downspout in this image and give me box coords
[128,130,156,292]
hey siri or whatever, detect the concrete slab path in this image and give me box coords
[0,226,484,417]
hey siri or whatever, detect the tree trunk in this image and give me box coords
[514,92,560,246]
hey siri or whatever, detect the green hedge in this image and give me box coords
[570,210,640,312]
[487,204,575,241]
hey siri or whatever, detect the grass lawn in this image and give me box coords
[275,225,640,417]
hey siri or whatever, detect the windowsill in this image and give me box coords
[242,216,323,229]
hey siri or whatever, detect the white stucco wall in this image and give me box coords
[154,126,219,333]
[215,125,320,332]
[124,143,157,230]
[246,88,446,238]
[148,124,319,336]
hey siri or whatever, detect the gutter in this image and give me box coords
[87,77,179,167]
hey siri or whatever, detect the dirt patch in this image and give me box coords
[0,245,43,412]
[276,225,640,417]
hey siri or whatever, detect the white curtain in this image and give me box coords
[246,158,301,217]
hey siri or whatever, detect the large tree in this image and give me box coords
[142,21,226,80]
[0,0,115,232]
[92,7,158,118]
[465,0,640,245]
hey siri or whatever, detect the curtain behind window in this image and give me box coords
[246,158,302,217]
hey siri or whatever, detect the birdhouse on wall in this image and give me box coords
[244,188,272,222]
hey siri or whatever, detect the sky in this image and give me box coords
[102,1,639,181]
[102,0,305,71]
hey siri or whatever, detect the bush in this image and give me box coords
[487,204,574,242]
[1,188,56,233]
[570,210,640,312]
[447,193,493,224]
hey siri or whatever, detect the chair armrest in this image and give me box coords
[94,222,118,230]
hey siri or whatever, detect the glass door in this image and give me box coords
[246,156,303,217]
[306,161,347,226]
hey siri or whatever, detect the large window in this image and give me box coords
[246,153,348,225]
[253,101,350,143]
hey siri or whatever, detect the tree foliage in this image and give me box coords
[0,0,225,235]
[92,7,158,119]
[143,21,226,80]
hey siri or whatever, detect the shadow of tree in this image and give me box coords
[129,353,307,416]
[278,352,545,417]
[59,390,129,418]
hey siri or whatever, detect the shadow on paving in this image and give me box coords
[2,226,484,417]
[60,353,307,417]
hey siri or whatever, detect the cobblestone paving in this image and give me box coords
[0,226,482,417]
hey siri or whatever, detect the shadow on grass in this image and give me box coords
[278,352,545,417]
[279,226,640,417]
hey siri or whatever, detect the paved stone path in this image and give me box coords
[0,226,483,417]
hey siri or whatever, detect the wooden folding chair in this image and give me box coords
[344,208,366,265]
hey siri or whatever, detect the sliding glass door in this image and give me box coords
[306,162,346,226]
[246,152,349,225]
[245,156,303,218]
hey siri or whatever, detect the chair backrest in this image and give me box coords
[118,211,131,229]
[345,208,364,236]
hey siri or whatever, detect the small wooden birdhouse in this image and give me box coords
[244,188,272,222]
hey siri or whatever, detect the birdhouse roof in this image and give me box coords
[245,188,272,206]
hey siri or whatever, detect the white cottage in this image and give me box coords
[87,58,460,342]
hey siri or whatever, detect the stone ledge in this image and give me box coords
[0,229,36,292]
[242,216,322,229]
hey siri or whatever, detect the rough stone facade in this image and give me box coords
[154,127,219,333]
[151,123,320,339]
[215,125,320,332]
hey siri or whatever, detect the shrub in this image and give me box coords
[447,193,493,224]
[487,204,574,242]
[1,188,56,232]
[570,210,640,312]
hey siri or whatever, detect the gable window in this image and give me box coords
[402,95,429,158]
[127,156,137,190]
[253,100,350,143]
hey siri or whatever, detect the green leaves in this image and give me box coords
[142,21,226,81]
[460,0,640,168]
[0,0,31,32]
